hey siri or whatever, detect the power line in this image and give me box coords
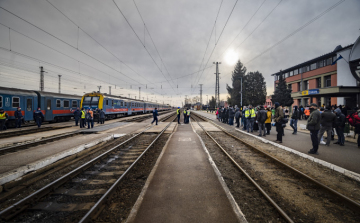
[244,0,345,65]
[112,0,175,91]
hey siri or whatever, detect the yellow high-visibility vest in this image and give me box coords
[245,109,255,118]
[177,109,180,115]
[184,110,187,114]
[0,113,6,119]
[81,110,86,119]
[187,110,190,115]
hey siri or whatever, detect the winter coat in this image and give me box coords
[14,110,23,119]
[99,110,105,119]
[229,108,235,118]
[291,106,299,120]
[334,108,345,128]
[274,106,284,123]
[153,110,159,117]
[73,110,81,118]
[320,110,336,128]
[256,109,267,123]
[33,110,44,120]
[306,109,321,130]
[235,109,241,119]
[265,110,272,123]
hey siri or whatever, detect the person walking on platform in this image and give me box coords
[245,105,255,133]
[80,108,86,128]
[228,106,235,126]
[33,108,44,128]
[334,108,346,146]
[235,107,241,128]
[183,109,187,124]
[265,107,272,135]
[14,107,23,128]
[99,109,105,124]
[176,107,181,124]
[86,108,94,129]
[73,107,81,126]
[151,108,159,125]
[186,108,191,123]
[307,103,321,154]
[274,102,284,143]
[257,106,267,137]
[318,106,336,147]
[290,106,299,134]
[0,109,9,131]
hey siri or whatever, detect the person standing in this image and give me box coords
[245,105,255,133]
[352,109,360,148]
[257,105,267,137]
[33,108,44,128]
[265,107,272,135]
[334,108,346,146]
[151,108,159,125]
[80,108,86,128]
[0,109,9,131]
[235,107,241,128]
[14,107,23,128]
[73,107,81,126]
[318,106,336,146]
[274,102,284,143]
[228,106,235,126]
[176,107,181,124]
[242,106,247,130]
[290,106,299,134]
[186,108,191,124]
[86,108,94,129]
[307,103,321,154]
[99,109,105,124]
[183,109,187,124]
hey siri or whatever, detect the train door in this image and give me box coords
[45,98,53,121]
[25,97,34,121]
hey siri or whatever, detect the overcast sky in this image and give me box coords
[0,0,359,106]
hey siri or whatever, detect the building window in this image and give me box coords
[288,84,292,91]
[319,60,324,68]
[64,100,70,108]
[0,96,2,107]
[294,69,298,75]
[56,99,61,108]
[297,82,301,91]
[304,98,309,106]
[285,72,289,78]
[333,55,337,62]
[290,71,293,76]
[72,100,77,108]
[324,75,331,87]
[310,63,317,70]
[316,78,321,88]
[304,80,309,90]
[326,58,332,66]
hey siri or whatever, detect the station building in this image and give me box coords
[271,44,360,109]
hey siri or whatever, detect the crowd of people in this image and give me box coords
[215,103,360,154]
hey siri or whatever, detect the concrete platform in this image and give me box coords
[127,121,240,223]
[194,111,360,175]
[192,122,222,132]
[80,122,129,133]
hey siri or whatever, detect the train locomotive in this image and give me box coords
[0,87,82,127]
[80,92,171,119]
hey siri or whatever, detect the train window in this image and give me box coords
[12,97,20,108]
[72,100,77,108]
[56,99,61,108]
[125,102,127,106]
[27,99,32,111]
[64,100,70,108]
[0,96,2,107]
[106,100,108,106]
[112,100,114,106]
[47,99,51,110]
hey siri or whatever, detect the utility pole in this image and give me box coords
[58,75,62,93]
[139,87,141,100]
[109,86,111,95]
[97,86,102,92]
[40,66,44,91]
[213,62,221,107]
[206,95,208,105]
[199,84,203,105]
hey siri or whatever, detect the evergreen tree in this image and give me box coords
[271,74,293,106]
[243,71,267,106]
[209,96,216,108]
[227,60,246,106]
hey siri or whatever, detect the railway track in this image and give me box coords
[0,126,71,139]
[191,113,360,222]
[0,116,176,222]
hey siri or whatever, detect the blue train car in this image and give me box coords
[0,87,38,126]
[37,92,82,122]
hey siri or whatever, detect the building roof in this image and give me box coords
[271,44,353,76]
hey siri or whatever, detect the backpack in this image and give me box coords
[86,112,92,120]
[347,112,360,126]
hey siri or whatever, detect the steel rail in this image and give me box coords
[0,124,155,220]
[79,116,176,222]
[192,117,294,222]
[193,112,360,211]
[0,126,70,139]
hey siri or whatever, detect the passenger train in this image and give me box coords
[80,92,171,119]
[0,87,82,127]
